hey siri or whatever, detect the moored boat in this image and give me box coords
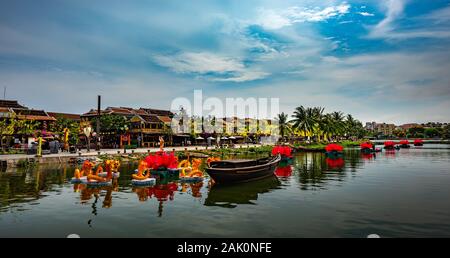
[206,155,281,184]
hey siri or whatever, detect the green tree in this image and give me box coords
[442,125,450,139]
[424,127,441,138]
[291,106,322,140]
[0,114,17,150]
[48,116,80,145]
[344,114,365,139]
[330,111,345,137]
[276,112,291,140]
[408,126,424,138]
[99,114,130,134]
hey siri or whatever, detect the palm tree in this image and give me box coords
[291,106,312,141]
[330,111,345,139]
[276,112,291,140]
[318,114,337,142]
[291,106,324,141]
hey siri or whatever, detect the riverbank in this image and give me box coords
[292,139,450,152]
[0,144,263,168]
[292,140,365,152]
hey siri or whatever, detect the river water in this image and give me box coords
[1,144,450,237]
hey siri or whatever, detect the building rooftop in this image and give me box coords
[0,100,27,109]
[48,112,81,121]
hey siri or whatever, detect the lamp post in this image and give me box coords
[83,126,92,153]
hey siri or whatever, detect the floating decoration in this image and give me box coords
[384,141,396,150]
[98,160,121,178]
[360,142,374,154]
[179,158,204,182]
[86,164,113,186]
[414,139,424,146]
[271,146,293,159]
[143,151,180,178]
[132,160,156,186]
[325,144,344,158]
[399,140,411,148]
[145,151,178,170]
[70,160,94,184]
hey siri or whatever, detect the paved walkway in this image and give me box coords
[0,144,262,161]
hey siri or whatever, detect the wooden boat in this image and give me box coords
[206,155,281,184]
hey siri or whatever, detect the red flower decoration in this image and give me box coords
[271,146,292,157]
[360,142,373,150]
[144,152,179,170]
[414,139,423,144]
[325,144,344,152]
[399,140,410,145]
[384,141,395,147]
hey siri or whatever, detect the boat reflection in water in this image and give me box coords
[204,175,281,208]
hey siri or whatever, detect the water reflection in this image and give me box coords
[275,165,292,178]
[205,175,281,208]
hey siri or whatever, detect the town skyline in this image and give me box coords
[1,97,448,127]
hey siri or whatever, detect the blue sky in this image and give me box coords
[0,0,449,124]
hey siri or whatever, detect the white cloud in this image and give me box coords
[358,12,374,17]
[370,0,405,37]
[256,3,351,30]
[153,52,269,82]
[421,6,450,24]
[368,0,450,40]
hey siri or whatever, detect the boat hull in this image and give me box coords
[206,156,281,184]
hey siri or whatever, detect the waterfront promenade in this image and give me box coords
[0,144,262,162]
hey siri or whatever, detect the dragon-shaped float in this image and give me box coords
[131,160,156,186]
[178,158,205,182]
[71,159,121,187]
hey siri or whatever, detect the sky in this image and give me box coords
[0,0,449,124]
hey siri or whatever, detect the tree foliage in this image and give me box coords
[99,114,130,134]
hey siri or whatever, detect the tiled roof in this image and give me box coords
[0,100,26,109]
[141,114,162,123]
[157,116,172,123]
[17,115,56,121]
[140,108,173,117]
[48,112,81,121]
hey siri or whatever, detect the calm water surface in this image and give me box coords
[1,145,450,237]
